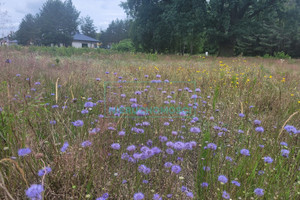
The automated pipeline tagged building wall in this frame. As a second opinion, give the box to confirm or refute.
[72,41,97,48]
[72,41,82,48]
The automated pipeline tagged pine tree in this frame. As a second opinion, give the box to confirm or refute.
[80,16,97,38]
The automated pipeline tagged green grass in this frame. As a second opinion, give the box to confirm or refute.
[0,47,299,199]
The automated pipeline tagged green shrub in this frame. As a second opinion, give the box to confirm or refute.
[263,52,291,59]
[274,51,291,59]
[111,39,135,52]
[263,53,272,58]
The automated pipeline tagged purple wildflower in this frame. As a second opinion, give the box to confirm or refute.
[254,188,264,196]
[179,111,187,116]
[240,149,250,156]
[174,141,185,150]
[147,139,153,146]
[181,186,187,192]
[258,170,265,175]
[118,131,125,136]
[280,142,288,147]
[138,165,151,174]
[127,145,136,151]
[84,102,94,108]
[201,182,208,187]
[153,193,162,200]
[255,127,264,133]
[263,156,273,163]
[81,109,89,114]
[191,94,197,99]
[38,167,52,177]
[72,120,84,127]
[203,166,210,171]
[164,122,170,126]
[206,143,217,150]
[190,127,201,134]
[142,180,148,184]
[281,149,290,158]
[25,184,44,200]
[164,162,173,168]
[134,192,144,200]
[166,148,174,155]
[171,165,181,174]
[18,148,31,156]
[284,125,297,134]
[81,140,92,147]
[231,180,241,187]
[111,143,121,150]
[225,156,233,162]
[186,192,194,198]
[254,119,261,125]
[136,109,146,116]
[218,175,228,184]
[60,142,69,152]
[159,136,168,142]
[89,128,100,135]
[222,191,230,199]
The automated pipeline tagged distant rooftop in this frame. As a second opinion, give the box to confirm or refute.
[73,33,99,42]
[0,37,18,43]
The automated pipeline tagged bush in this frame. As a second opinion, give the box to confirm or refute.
[273,51,291,59]
[111,39,135,52]
[263,52,291,59]
[263,53,272,58]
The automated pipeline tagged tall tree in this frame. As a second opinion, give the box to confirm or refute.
[100,19,131,47]
[121,0,166,52]
[80,16,97,38]
[235,0,300,57]
[207,0,286,56]
[121,0,207,54]
[16,14,40,45]
[162,0,207,54]
[38,0,80,46]
[280,0,300,57]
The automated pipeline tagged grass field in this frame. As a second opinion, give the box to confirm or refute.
[0,47,299,200]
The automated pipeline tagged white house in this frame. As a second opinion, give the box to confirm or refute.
[72,33,99,48]
[0,37,18,46]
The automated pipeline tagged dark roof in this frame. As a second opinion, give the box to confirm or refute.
[73,33,99,42]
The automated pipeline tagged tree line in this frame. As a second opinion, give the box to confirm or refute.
[14,0,300,57]
[120,0,300,57]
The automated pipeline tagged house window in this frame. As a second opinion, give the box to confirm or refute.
[82,43,88,48]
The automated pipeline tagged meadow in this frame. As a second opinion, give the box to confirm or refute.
[0,47,299,200]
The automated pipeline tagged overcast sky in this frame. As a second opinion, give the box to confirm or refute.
[0,0,127,37]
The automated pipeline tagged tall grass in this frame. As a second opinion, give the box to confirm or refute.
[0,47,299,199]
